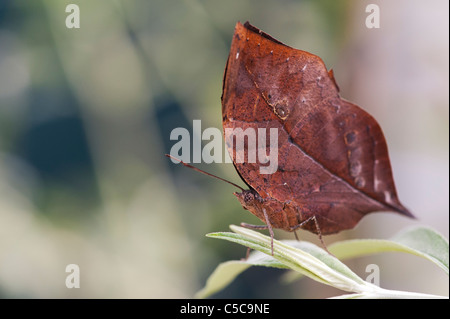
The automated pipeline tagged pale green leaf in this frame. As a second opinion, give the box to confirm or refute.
[197,225,448,298]
[328,226,448,275]
[195,250,287,299]
[201,225,371,296]
[285,226,448,283]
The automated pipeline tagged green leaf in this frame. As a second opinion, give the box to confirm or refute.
[285,226,448,283]
[329,226,448,275]
[195,250,287,299]
[392,226,449,274]
[202,225,373,295]
[195,261,251,299]
[197,225,448,299]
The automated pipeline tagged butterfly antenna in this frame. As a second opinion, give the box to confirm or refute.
[165,154,245,192]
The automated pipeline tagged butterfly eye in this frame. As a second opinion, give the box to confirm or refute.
[274,104,289,119]
[244,191,255,203]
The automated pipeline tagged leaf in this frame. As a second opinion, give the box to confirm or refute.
[284,226,448,283]
[197,225,448,299]
[195,261,251,299]
[330,226,448,273]
[195,250,287,299]
[202,225,374,296]
[283,226,449,283]
[392,226,449,274]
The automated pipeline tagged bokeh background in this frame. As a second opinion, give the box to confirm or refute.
[0,0,448,298]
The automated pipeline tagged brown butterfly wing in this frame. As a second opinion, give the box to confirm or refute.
[222,22,413,235]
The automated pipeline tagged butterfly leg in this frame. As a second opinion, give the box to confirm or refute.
[290,215,331,254]
[240,247,252,261]
[261,208,275,255]
[240,222,268,259]
[240,223,268,229]
[240,208,275,255]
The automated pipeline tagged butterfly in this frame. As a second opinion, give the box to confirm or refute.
[220,22,413,254]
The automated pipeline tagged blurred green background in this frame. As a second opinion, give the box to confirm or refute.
[0,0,448,298]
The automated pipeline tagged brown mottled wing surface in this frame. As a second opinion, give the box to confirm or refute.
[222,22,413,234]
